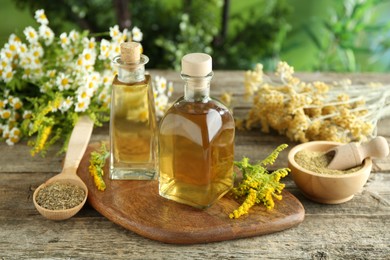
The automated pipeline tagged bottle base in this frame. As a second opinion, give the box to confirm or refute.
[110,167,156,180]
[159,179,232,209]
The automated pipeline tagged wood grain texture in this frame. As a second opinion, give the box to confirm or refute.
[78,143,304,244]
[1,72,390,259]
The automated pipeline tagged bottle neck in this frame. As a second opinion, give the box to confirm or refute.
[182,72,213,102]
[113,55,148,83]
[117,66,145,83]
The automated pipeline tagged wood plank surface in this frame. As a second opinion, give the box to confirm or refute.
[77,143,304,244]
[1,71,390,259]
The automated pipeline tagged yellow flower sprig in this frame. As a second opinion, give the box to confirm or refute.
[229,144,290,219]
[88,142,109,191]
[30,124,52,156]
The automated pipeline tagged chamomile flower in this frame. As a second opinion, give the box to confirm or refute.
[109,25,121,41]
[119,28,129,43]
[155,76,167,94]
[75,97,91,112]
[81,48,96,65]
[83,37,96,50]
[10,97,23,110]
[18,43,28,55]
[19,52,33,69]
[39,24,54,45]
[155,95,169,117]
[1,48,14,61]
[2,66,14,83]
[151,76,173,117]
[46,69,56,78]
[24,26,39,44]
[75,49,96,72]
[4,41,19,55]
[89,71,101,83]
[101,71,113,87]
[1,59,7,68]
[77,86,93,100]
[30,43,44,58]
[6,136,19,146]
[69,30,80,42]
[86,80,99,94]
[2,125,10,139]
[10,127,21,138]
[32,58,42,70]
[56,72,72,91]
[98,39,112,60]
[97,87,109,103]
[7,95,14,104]
[0,109,11,119]
[8,34,21,43]
[0,99,7,108]
[167,82,173,97]
[34,9,49,25]
[75,56,85,70]
[131,26,143,42]
[60,32,70,48]
[111,43,121,57]
[60,96,73,113]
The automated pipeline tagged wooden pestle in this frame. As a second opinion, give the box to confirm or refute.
[326,136,389,170]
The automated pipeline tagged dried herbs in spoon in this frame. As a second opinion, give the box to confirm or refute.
[35,182,85,210]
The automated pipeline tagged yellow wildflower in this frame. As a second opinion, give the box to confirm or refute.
[230,189,257,219]
[88,143,109,191]
[230,145,290,219]
[31,125,52,156]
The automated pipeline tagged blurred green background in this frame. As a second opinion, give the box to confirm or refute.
[1,0,390,72]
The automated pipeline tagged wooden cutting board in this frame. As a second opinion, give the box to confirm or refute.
[78,143,305,244]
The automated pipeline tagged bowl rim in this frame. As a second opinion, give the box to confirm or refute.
[288,141,372,178]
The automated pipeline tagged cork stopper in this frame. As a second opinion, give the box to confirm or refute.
[120,42,141,63]
[181,53,212,77]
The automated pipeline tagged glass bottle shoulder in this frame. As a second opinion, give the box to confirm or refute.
[168,97,233,117]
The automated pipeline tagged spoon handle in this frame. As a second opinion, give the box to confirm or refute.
[62,116,94,174]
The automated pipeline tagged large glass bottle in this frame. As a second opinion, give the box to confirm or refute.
[109,42,157,180]
[158,53,235,209]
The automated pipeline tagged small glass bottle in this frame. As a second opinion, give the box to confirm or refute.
[158,53,235,209]
[109,42,157,180]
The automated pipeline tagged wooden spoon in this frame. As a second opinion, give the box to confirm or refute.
[326,136,389,170]
[33,116,94,220]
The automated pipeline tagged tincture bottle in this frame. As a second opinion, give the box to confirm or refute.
[109,42,157,180]
[158,53,235,208]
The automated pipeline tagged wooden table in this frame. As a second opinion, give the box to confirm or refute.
[1,71,389,259]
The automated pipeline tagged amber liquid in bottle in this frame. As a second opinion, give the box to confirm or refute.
[109,43,157,180]
[110,75,157,179]
[159,74,235,208]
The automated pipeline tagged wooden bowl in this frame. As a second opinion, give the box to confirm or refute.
[288,141,372,204]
